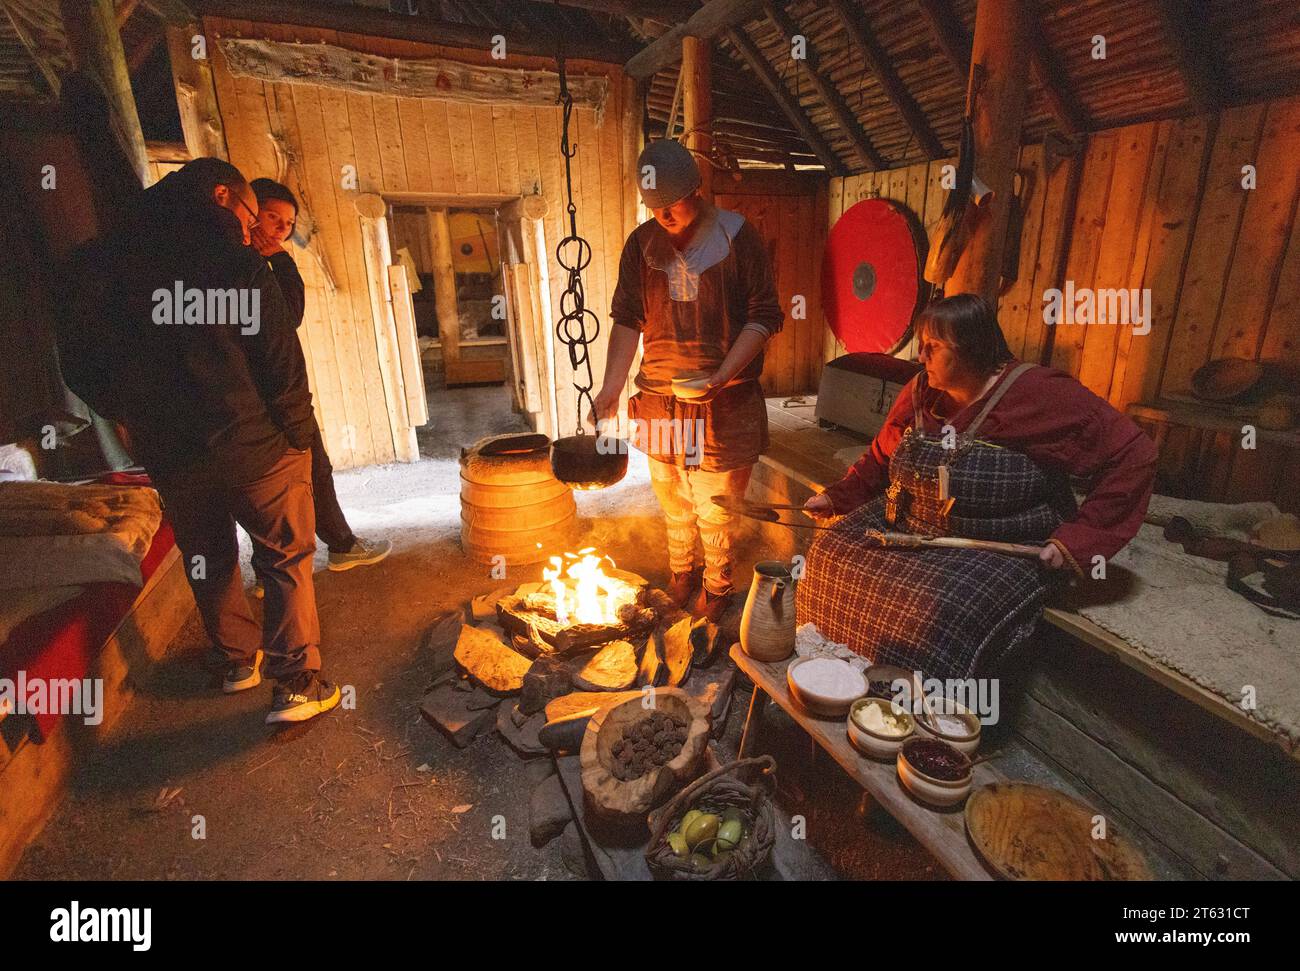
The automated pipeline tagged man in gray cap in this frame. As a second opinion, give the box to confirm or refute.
[591,139,783,622]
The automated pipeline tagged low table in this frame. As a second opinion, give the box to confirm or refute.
[731,646,1188,881]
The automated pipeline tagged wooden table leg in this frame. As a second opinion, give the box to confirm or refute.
[737,685,768,759]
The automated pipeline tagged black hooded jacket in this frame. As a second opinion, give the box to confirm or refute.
[61,164,315,487]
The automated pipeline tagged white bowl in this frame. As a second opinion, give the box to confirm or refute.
[787,656,867,718]
[847,697,914,760]
[897,738,973,808]
[670,371,713,400]
[914,699,982,756]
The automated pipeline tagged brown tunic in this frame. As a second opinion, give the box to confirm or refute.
[609,207,783,472]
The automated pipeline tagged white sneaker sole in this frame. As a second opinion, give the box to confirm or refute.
[327,544,392,572]
[265,684,342,724]
[222,650,264,694]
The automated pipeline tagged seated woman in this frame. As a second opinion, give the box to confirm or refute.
[798,294,1157,680]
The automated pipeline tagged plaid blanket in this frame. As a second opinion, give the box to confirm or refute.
[796,434,1064,679]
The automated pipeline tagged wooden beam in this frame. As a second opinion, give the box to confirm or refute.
[682,35,713,198]
[1153,0,1229,114]
[189,0,634,63]
[945,0,1031,302]
[127,24,163,72]
[427,207,462,371]
[625,0,762,80]
[760,0,883,171]
[914,0,969,80]
[724,27,844,175]
[827,0,944,160]
[59,0,150,184]
[165,22,227,158]
[1025,15,1088,136]
[531,0,697,25]
[116,0,141,28]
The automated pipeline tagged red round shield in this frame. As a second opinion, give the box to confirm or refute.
[822,198,928,354]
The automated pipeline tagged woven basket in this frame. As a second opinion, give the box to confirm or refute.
[644,756,777,881]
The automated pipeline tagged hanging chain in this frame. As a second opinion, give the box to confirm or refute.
[555,55,600,436]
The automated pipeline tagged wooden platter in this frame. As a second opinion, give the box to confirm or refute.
[964,782,1152,881]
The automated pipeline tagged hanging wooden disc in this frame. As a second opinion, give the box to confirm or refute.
[965,783,1153,880]
[822,198,929,354]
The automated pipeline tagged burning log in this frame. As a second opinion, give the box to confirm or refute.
[495,595,657,654]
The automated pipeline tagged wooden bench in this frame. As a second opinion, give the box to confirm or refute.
[730,646,1186,880]
[744,396,1300,879]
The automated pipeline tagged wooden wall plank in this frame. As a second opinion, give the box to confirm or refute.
[1118,115,1211,409]
[1259,193,1300,369]
[1050,131,1117,377]
[1017,147,1077,366]
[1076,123,1160,397]
[1159,103,1266,398]
[370,95,410,193]
[492,103,521,195]
[420,100,456,194]
[998,144,1046,360]
[470,103,499,196]
[1211,96,1300,364]
[396,96,434,194]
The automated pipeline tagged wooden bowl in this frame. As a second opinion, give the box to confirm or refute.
[847,697,914,760]
[965,782,1153,880]
[671,371,713,400]
[914,699,981,755]
[897,737,973,808]
[1191,357,1264,402]
[787,656,867,718]
[580,689,709,825]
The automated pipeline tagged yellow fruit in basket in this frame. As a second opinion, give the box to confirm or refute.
[681,809,703,833]
[667,832,689,858]
[715,818,743,852]
[684,812,720,850]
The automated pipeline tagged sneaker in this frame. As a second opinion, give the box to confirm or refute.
[267,673,341,724]
[222,650,264,694]
[327,537,392,572]
[667,567,703,609]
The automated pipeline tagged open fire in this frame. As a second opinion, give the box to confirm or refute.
[542,548,640,627]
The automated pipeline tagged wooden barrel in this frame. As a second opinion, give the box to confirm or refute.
[460,432,578,566]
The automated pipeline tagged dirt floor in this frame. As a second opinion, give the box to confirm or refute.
[14,379,942,881]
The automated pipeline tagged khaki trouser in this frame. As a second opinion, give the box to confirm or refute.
[648,458,752,596]
[157,447,321,682]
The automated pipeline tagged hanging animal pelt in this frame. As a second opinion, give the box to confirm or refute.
[923,113,975,289]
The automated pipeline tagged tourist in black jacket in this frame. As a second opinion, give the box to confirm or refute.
[62,158,341,725]
[249,178,391,576]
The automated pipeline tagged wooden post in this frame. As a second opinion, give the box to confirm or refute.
[59,0,150,185]
[165,23,228,160]
[682,36,713,199]
[356,193,418,463]
[944,0,1031,303]
[427,208,462,376]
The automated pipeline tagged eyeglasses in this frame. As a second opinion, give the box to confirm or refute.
[232,194,259,231]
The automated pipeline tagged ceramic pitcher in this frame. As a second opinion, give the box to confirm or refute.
[740,561,797,661]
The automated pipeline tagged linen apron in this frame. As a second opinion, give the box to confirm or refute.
[796,364,1072,680]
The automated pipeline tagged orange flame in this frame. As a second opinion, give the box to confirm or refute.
[542,547,638,626]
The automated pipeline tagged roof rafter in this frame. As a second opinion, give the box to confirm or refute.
[724,25,845,175]
[1152,0,1229,114]
[1024,13,1089,136]
[827,0,944,160]
[760,0,884,171]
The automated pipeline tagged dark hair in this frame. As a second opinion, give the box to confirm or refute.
[250,178,299,214]
[916,293,1014,375]
[179,156,249,195]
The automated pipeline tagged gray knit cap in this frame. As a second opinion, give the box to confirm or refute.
[636,139,701,208]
